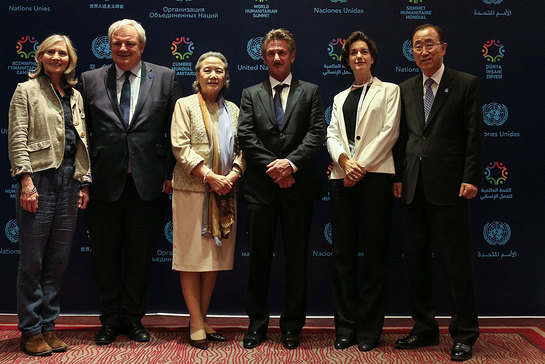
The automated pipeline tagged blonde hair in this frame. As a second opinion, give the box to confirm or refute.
[29,34,78,89]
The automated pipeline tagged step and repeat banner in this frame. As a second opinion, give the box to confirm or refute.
[2,0,544,316]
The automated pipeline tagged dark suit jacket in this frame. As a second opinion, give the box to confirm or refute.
[238,78,326,204]
[394,67,483,205]
[80,61,181,201]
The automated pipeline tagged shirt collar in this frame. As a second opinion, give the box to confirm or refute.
[115,62,142,81]
[423,63,445,86]
[269,73,292,89]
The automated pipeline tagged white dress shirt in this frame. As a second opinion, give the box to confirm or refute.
[422,63,445,98]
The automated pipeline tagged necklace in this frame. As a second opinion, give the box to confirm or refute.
[351,77,374,89]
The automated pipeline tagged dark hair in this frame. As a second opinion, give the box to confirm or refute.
[411,24,446,44]
[340,31,378,74]
[261,28,296,58]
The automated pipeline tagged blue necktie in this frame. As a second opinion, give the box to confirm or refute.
[273,84,286,129]
[424,77,435,123]
[120,71,131,126]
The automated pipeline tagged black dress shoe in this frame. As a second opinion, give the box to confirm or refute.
[394,334,439,349]
[206,332,227,342]
[282,332,300,350]
[189,337,209,350]
[96,324,118,345]
[243,331,265,349]
[451,342,473,361]
[357,342,378,352]
[125,321,150,342]
[334,337,355,350]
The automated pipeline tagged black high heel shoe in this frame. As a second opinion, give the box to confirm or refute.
[206,331,227,342]
[188,326,208,350]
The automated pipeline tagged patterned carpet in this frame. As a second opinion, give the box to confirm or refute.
[1,326,545,364]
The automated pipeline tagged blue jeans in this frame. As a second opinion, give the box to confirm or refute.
[16,159,79,337]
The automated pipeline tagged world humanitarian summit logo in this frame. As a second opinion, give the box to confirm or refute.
[164,221,173,244]
[171,37,194,60]
[324,222,332,244]
[16,36,39,59]
[483,102,508,126]
[330,0,347,3]
[91,36,111,59]
[482,40,505,62]
[247,37,263,61]
[483,161,508,185]
[402,39,414,62]
[328,38,345,61]
[5,220,19,243]
[483,221,511,246]
[482,0,503,4]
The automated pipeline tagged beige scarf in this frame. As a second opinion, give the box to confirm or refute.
[198,92,235,246]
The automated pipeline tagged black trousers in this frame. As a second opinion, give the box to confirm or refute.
[402,179,479,345]
[245,196,314,335]
[330,173,392,345]
[87,175,166,327]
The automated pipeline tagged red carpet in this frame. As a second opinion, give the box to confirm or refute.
[1,325,545,363]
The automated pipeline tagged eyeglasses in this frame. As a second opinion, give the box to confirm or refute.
[412,43,443,53]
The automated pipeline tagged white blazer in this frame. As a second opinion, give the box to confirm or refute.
[326,77,401,179]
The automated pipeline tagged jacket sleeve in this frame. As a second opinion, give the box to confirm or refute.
[8,84,33,178]
[462,76,484,186]
[170,98,205,176]
[237,88,278,170]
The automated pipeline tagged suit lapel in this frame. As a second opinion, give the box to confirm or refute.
[356,78,380,128]
[424,68,453,129]
[256,80,277,127]
[411,74,425,130]
[105,65,126,128]
[132,62,152,128]
[283,78,302,129]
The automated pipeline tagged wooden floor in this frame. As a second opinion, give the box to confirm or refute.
[2,314,545,330]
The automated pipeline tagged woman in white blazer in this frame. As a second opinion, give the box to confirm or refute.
[326,31,401,352]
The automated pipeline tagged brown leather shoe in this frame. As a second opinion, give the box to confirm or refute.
[20,333,53,356]
[43,331,69,352]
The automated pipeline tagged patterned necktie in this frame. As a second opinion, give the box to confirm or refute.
[273,84,286,129]
[424,77,435,123]
[120,71,131,126]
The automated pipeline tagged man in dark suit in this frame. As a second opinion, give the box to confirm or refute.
[393,24,483,362]
[80,19,181,345]
[238,28,325,350]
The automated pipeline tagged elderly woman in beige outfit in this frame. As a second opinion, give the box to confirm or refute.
[171,51,244,350]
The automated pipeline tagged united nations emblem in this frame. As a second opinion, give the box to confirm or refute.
[91,36,111,59]
[482,0,503,4]
[164,221,173,244]
[483,221,511,246]
[5,219,19,243]
[402,39,414,62]
[324,222,332,245]
[483,102,508,126]
[247,37,263,61]
[325,106,332,127]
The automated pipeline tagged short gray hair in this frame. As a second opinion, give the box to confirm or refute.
[108,19,146,44]
[192,51,230,95]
